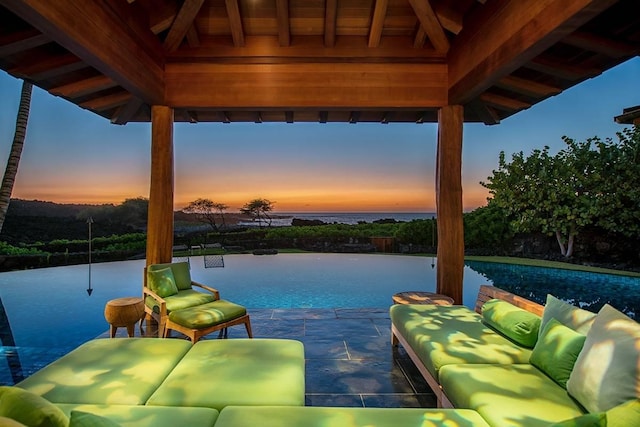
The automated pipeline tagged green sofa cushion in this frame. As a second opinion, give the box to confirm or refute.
[17,339,191,405]
[482,299,541,348]
[168,300,246,329]
[147,339,305,410]
[0,416,27,426]
[56,404,219,427]
[70,411,122,427]
[530,318,586,388]
[390,304,532,381]
[148,262,192,291]
[0,386,68,427]
[605,399,640,427]
[440,364,586,427]
[147,267,179,298]
[215,406,490,427]
[541,295,596,336]
[567,304,640,413]
[547,412,606,427]
[145,289,216,313]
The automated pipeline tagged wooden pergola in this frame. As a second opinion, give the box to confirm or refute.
[1,0,638,303]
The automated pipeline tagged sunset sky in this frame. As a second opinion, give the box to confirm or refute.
[0,57,638,213]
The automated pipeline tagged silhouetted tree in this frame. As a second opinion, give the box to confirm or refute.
[183,198,229,231]
[240,198,274,228]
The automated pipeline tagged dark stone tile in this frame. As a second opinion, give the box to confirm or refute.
[305,394,364,407]
[395,357,433,394]
[345,336,392,360]
[336,308,389,319]
[273,308,336,320]
[251,319,305,338]
[305,359,414,394]
[246,309,275,319]
[304,319,380,338]
[301,337,348,359]
[372,318,392,337]
[362,393,437,408]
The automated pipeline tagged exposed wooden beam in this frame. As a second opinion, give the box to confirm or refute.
[436,105,464,304]
[225,0,245,47]
[164,0,205,52]
[414,27,427,48]
[146,105,174,266]
[466,99,500,125]
[186,24,200,47]
[319,111,328,123]
[9,52,86,80]
[285,111,294,123]
[324,0,337,47]
[448,0,617,105]
[111,97,144,124]
[150,0,179,34]
[526,55,601,81]
[407,0,449,52]
[276,0,290,47]
[185,110,198,123]
[368,0,389,48]
[496,75,561,97]
[349,111,361,124]
[3,0,164,105]
[563,31,639,58]
[480,92,531,111]
[80,91,132,111]
[0,28,50,57]
[50,75,117,98]
[165,63,448,108]
[433,1,463,35]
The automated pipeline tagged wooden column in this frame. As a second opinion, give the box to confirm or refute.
[146,106,174,266]
[436,105,464,304]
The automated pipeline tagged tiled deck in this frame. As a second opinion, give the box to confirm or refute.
[111,307,436,408]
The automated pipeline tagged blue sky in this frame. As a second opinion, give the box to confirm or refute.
[0,57,638,212]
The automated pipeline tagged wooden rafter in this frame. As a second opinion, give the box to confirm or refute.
[496,75,561,97]
[0,28,49,56]
[324,0,338,47]
[448,0,617,105]
[225,0,245,47]
[9,52,86,80]
[81,91,132,111]
[186,25,200,47]
[480,92,531,111]
[407,0,449,52]
[526,56,601,81]
[111,97,144,125]
[276,0,290,47]
[369,0,389,48]
[433,1,463,35]
[149,0,179,34]
[414,27,427,48]
[50,75,117,98]
[164,0,205,52]
[466,99,500,125]
[563,31,639,58]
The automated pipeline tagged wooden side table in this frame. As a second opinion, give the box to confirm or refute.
[104,297,145,338]
[392,291,454,306]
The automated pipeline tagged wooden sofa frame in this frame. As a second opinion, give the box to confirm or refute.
[391,285,544,406]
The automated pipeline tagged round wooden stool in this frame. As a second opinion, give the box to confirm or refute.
[104,297,145,338]
[392,291,454,306]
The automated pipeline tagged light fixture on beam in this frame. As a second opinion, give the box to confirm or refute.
[222,111,231,124]
[255,112,263,123]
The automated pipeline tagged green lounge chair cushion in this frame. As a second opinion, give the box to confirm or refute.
[56,404,219,427]
[547,412,606,427]
[567,304,640,413]
[0,416,27,426]
[440,364,586,427]
[145,289,216,313]
[482,299,541,348]
[0,386,68,427]
[147,267,179,298]
[530,318,586,388]
[148,262,192,291]
[541,295,596,336]
[147,339,305,410]
[215,406,490,427]
[69,411,122,427]
[168,300,246,329]
[390,304,532,381]
[604,399,640,427]
[17,339,191,405]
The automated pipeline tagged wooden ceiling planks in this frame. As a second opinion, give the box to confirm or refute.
[0,0,637,124]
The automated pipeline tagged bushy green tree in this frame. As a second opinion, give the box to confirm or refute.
[463,203,512,250]
[395,219,435,247]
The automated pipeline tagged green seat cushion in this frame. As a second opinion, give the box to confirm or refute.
[482,299,541,348]
[147,267,178,298]
[605,399,640,427]
[17,339,191,405]
[547,412,606,427]
[148,262,192,291]
[567,304,640,413]
[69,411,122,427]
[215,406,490,427]
[530,318,587,388]
[440,364,586,427]
[0,416,28,426]
[168,300,246,329]
[541,295,596,336]
[147,339,305,410]
[0,386,68,427]
[145,289,216,313]
[390,304,532,381]
[56,404,219,427]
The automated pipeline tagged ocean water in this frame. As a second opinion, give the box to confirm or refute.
[239,212,435,226]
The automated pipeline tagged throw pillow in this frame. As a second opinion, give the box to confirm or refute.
[482,299,541,348]
[530,318,587,388]
[566,304,640,413]
[541,294,596,337]
[148,262,192,290]
[0,386,68,427]
[147,267,179,298]
[69,411,122,427]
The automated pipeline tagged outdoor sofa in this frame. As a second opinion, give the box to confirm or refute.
[391,285,640,426]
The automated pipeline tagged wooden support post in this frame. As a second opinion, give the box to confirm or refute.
[436,105,464,304]
[146,106,174,266]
